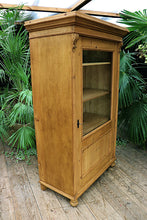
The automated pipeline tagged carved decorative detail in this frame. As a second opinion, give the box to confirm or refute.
[72,34,79,52]
[118,42,123,52]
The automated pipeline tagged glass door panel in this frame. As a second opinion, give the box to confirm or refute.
[83,50,112,136]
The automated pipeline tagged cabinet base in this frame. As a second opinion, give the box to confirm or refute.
[70,199,78,207]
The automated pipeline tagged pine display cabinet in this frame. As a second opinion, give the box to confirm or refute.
[25,12,128,206]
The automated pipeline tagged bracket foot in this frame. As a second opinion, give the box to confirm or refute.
[111,161,116,167]
[70,199,78,207]
[40,183,47,191]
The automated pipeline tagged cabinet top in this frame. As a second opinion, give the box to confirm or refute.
[25,11,128,38]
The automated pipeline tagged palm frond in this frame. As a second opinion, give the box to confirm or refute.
[119,9,147,49]
[120,51,135,71]
[0,4,31,26]
[0,87,9,106]
[0,109,6,124]
[0,28,29,64]
[119,51,145,108]
[119,95,147,144]
[119,50,147,146]
[19,89,32,106]
[0,6,35,152]
[0,109,8,142]
[8,125,35,150]
[119,71,134,107]
[123,31,140,48]
[0,25,30,89]
[126,35,147,49]
[120,10,147,28]
[1,60,30,89]
[0,125,8,142]
[0,69,6,82]
[9,102,33,126]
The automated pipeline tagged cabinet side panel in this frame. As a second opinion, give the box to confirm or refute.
[30,35,74,195]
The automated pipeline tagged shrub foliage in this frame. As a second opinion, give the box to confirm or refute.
[0,7,35,151]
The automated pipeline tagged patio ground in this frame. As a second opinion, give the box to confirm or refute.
[0,141,147,220]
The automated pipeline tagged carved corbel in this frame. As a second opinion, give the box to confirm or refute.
[118,41,123,53]
[72,34,79,52]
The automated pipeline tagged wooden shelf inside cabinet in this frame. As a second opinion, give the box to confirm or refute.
[83,112,109,135]
[83,88,109,102]
[82,62,111,66]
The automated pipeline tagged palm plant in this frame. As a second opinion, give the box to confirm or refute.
[119,51,147,146]
[0,7,35,151]
[120,9,147,62]
[118,10,147,147]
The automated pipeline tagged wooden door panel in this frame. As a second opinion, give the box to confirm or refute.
[81,131,112,177]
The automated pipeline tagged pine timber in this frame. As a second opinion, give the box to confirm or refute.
[25,12,128,206]
[83,62,111,66]
[83,89,109,102]
[0,2,121,18]
[80,10,120,18]
[1,142,147,218]
[70,0,92,11]
[0,3,69,13]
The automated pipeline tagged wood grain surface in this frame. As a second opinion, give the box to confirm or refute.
[1,142,147,219]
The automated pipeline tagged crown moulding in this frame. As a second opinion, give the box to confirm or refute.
[25,11,129,38]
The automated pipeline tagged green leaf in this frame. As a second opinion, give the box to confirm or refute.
[0,6,35,151]
[119,51,145,108]
[119,96,147,145]
[0,109,8,141]
[119,9,147,49]
[8,125,36,150]
[19,89,32,106]
[9,102,34,126]
[0,69,6,82]
[119,50,147,146]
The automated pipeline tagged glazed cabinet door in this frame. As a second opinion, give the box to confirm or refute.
[80,37,118,185]
[83,50,112,135]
